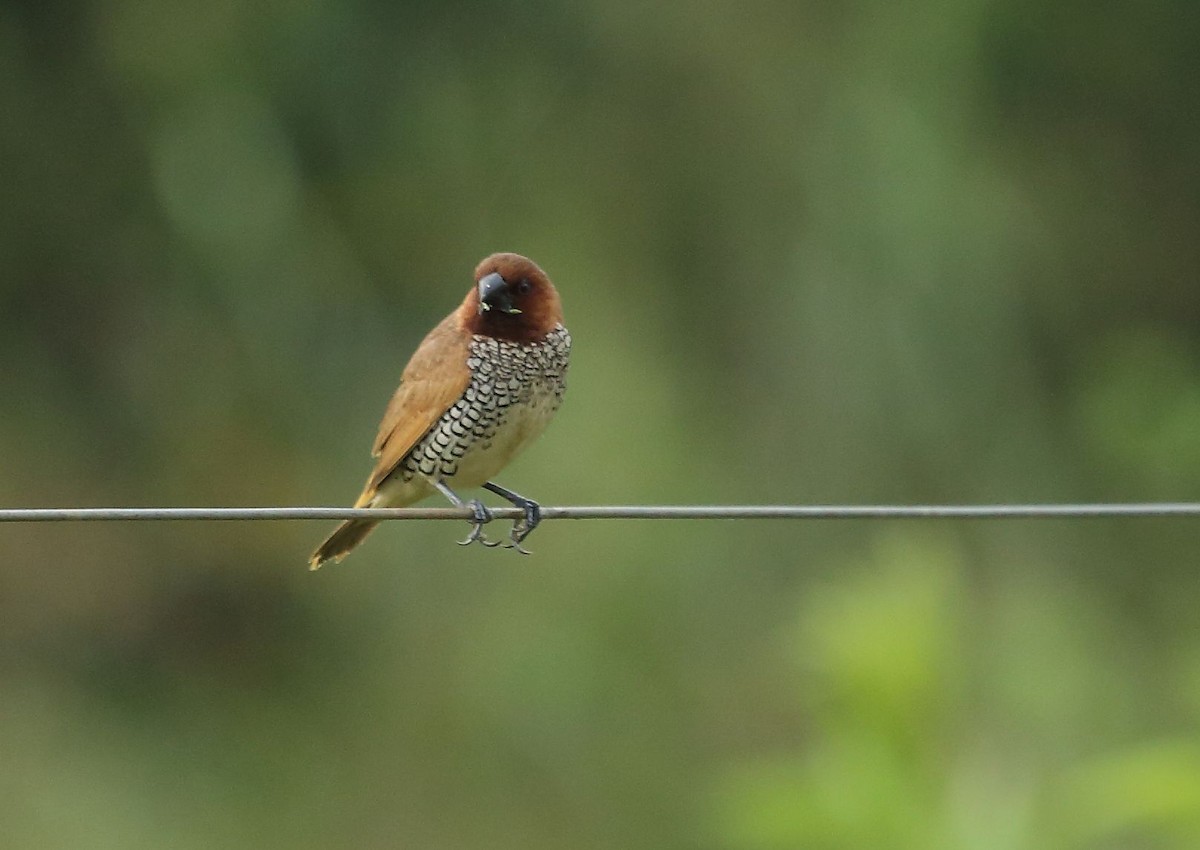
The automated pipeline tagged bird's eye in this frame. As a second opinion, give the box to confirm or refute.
[516,278,532,295]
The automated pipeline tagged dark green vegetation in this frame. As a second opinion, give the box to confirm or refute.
[2,1,1200,846]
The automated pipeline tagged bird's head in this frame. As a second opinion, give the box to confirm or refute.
[462,253,564,342]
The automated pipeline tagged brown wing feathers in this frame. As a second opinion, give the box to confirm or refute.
[356,312,472,506]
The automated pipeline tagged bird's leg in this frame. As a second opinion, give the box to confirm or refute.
[434,480,501,548]
[482,481,541,554]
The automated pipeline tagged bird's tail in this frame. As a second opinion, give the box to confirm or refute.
[309,518,380,570]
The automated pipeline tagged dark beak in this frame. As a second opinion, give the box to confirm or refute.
[477,272,520,315]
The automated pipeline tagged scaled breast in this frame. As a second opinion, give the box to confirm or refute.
[401,325,571,484]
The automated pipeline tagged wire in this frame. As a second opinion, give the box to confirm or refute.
[0,504,1199,522]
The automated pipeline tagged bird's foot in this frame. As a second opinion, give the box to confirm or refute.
[503,498,541,554]
[480,482,541,554]
[456,499,502,548]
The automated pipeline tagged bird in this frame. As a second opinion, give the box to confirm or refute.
[309,252,571,569]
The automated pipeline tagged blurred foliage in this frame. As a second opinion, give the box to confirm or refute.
[2,0,1200,847]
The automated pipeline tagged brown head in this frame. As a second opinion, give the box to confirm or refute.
[458,253,564,343]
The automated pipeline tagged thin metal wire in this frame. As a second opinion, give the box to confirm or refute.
[0,504,1199,522]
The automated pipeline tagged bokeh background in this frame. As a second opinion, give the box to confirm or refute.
[3,0,1200,847]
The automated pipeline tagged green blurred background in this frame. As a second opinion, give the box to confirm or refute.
[3,0,1200,847]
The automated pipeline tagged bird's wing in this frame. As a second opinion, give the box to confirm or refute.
[354,313,473,506]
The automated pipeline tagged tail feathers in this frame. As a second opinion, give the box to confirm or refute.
[309,519,380,570]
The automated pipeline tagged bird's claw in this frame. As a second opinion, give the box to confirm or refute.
[504,537,532,555]
[456,499,502,548]
[501,499,541,554]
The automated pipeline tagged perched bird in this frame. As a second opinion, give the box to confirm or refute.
[309,253,571,569]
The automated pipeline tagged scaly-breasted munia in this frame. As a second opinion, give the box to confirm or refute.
[309,253,570,569]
